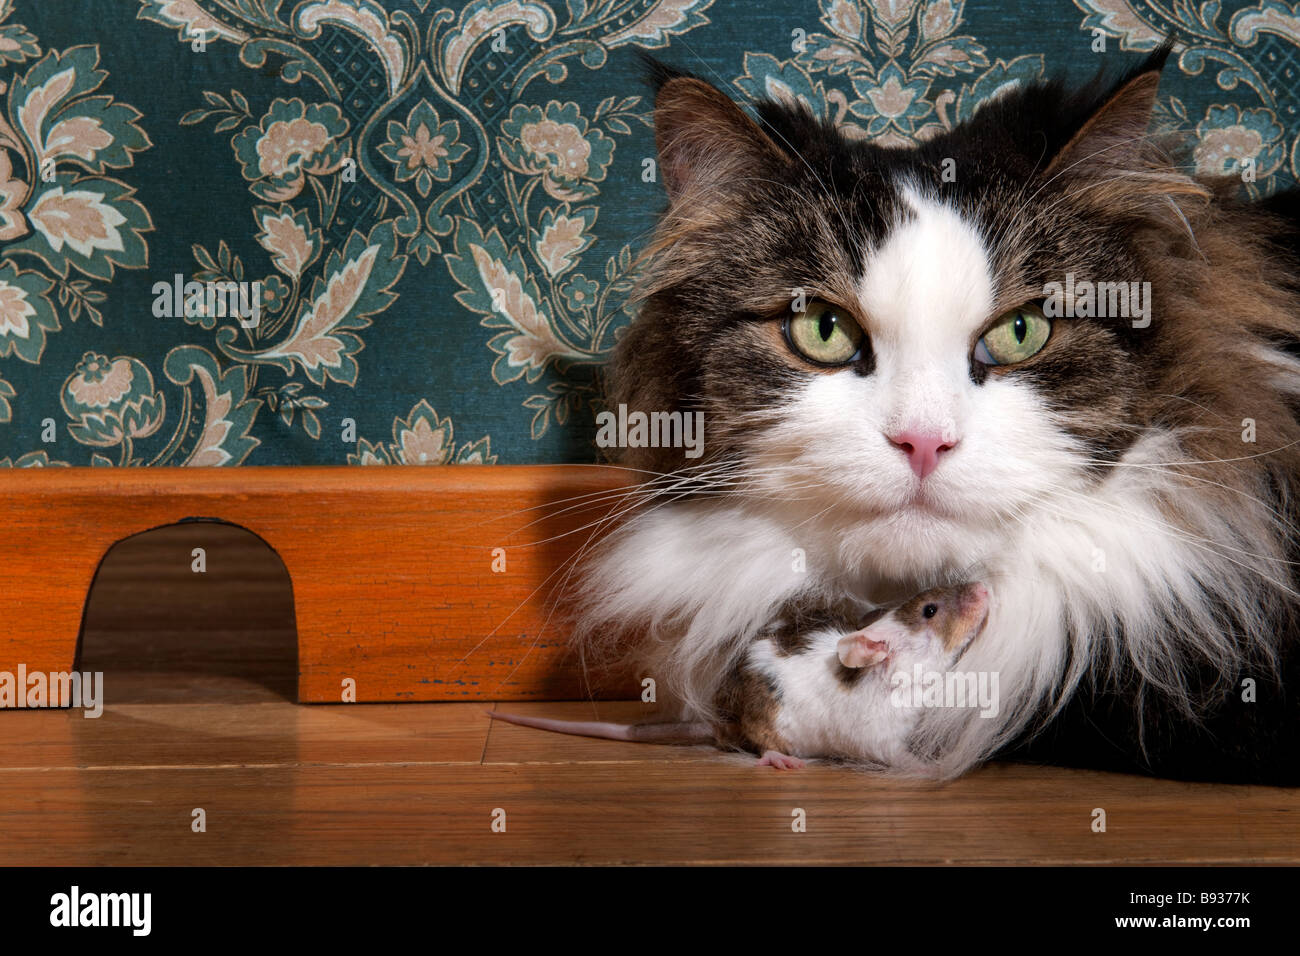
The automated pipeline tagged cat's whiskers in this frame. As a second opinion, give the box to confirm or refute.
[1011,489,1290,692]
[463,461,744,673]
[481,474,713,695]
[488,459,759,532]
[1028,169,1207,258]
[1081,456,1300,540]
[499,464,826,550]
[1089,435,1300,469]
[473,459,744,528]
[1018,483,1300,595]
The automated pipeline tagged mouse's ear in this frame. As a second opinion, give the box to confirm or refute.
[650,71,788,205]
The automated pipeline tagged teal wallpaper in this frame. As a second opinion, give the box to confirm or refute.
[0,0,1295,467]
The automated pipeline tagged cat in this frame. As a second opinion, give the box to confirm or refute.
[573,43,1300,785]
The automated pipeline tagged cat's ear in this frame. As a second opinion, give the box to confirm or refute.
[650,71,788,203]
[1045,52,1168,179]
[1042,44,1207,214]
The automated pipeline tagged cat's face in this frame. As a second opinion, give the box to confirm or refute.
[614,52,1206,578]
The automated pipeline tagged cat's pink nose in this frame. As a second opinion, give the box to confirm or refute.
[888,430,957,479]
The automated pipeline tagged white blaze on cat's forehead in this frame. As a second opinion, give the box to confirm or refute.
[856,184,995,350]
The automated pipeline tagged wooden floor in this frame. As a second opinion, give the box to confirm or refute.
[1,524,1297,865]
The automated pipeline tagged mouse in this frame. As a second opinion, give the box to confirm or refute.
[487,581,991,769]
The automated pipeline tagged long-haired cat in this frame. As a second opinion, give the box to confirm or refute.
[574,43,1300,785]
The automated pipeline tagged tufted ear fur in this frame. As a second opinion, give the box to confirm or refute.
[646,62,789,206]
[1047,68,1164,178]
[1044,44,1210,220]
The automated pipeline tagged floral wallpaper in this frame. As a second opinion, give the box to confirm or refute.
[0,0,1295,467]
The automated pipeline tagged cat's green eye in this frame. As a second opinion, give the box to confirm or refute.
[974,306,1051,366]
[784,300,865,366]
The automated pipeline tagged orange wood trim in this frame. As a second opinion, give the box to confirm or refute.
[0,465,637,703]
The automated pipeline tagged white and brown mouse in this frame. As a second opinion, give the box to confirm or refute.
[488,582,991,769]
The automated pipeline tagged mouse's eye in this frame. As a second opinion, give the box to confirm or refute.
[922,603,939,619]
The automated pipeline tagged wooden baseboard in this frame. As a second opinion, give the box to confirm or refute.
[0,465,636,703]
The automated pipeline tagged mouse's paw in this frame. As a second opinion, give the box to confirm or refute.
[837,630,889,668]
[758,750,806,770]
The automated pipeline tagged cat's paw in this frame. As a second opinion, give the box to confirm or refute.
[758,750,806,770]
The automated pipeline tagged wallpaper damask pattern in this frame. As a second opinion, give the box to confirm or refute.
[0,0,1295,467]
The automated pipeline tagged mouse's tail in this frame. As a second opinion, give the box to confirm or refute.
[485,709,713,745]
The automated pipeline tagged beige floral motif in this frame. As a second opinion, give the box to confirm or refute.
[67,354,133,408]
[1077,0,1166,48]
[44,115,113,163]
[0,150,27,241]
[471,243,577,373]
[535,213,587,276]
[256,207,316,280]
[0,276,35,338]
[826,0,864,38]
[865,73,919,119]
[1192,105,1285,181]
[27,186,126,257]
[262,243,379,371]
[1195,126,1266,174]
[921,0,958,39]
[872,0,918,28]
[602,0,714,46]
[184,363,243,467]
[521,119,592,182]
[62,352,165,449]
[147,0,249,44]
[348,399,495,466]
[256,117,334,179]
[501,101,615,202]
[395,414,448,464]
[376,99,468,198]
[399,124,449,171]
[232,99,349,201]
